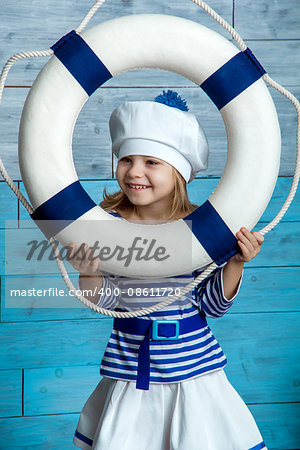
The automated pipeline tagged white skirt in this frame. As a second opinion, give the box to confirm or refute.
[73,370,267,450]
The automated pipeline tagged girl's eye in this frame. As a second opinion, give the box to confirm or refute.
[120,157,131,162]
[147,160,158,165]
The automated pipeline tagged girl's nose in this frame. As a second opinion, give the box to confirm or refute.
[127,161,144,177]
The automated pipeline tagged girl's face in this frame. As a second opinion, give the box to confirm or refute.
[116,154,175,211]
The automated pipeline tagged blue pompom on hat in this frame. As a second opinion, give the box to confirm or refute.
[109,90,209,183]
[154,90,189,111]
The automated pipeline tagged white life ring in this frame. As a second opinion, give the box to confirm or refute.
[18,14,281,278]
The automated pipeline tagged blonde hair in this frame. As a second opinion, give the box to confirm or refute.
[100,167,198,220]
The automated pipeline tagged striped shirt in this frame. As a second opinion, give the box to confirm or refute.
[96,212,242,384]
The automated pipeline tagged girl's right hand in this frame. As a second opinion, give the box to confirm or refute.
[68,242,100,276]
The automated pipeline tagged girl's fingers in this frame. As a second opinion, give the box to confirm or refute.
[236,229,255,252]
[235,241,247,261]
[237,228,263,249]
[78,244,99,273]
[68,243,79,268]
[90,257,99,273]
[67,242,99,274]
[236,228,264,262]
[68,242,77,257]
[252,231,264,246]
[240,228,258,246]
[237,240,251,261]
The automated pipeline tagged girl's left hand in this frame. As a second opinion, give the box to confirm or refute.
[233,227,264,263]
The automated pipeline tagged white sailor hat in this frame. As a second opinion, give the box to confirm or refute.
[109,90,209,183]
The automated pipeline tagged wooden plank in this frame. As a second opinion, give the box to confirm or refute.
[258,177,300,223]
[24,366,100,416]
[0,369,22,418]
[209,312,300,404]
[249,403,300,450]
[24,366,101,415]
[0,403,299,449]
[0,182,18,229]
[235,0,300,40]
[0,413,80,449]
[0,318,113,369]
[230,267,300,313]
[247,220,300,268]
[2,220,299,277]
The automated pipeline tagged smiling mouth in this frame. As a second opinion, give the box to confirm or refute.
[127,183,151,190]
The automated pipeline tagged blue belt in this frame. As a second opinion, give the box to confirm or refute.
[113,313,208,390]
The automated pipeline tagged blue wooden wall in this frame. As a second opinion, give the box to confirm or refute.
[0,1,299,448]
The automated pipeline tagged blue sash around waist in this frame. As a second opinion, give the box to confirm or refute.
[113,313,208,390]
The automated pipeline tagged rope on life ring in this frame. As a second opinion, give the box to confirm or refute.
[0,0,299,318]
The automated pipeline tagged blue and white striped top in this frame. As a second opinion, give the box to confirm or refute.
[97,212,242,385]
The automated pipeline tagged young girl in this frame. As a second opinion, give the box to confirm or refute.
[70,91,266,450]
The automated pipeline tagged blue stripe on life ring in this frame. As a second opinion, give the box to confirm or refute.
[51,30,113,96]
[74,429,93,447]
[30,181,96,239]
[200,48,266,110]
[184,201,237,265]
[248,442,267,450]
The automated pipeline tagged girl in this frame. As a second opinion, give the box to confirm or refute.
[70,91,266,450]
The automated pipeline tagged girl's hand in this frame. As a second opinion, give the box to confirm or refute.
[233,227,264,263]
[68,242,99,276]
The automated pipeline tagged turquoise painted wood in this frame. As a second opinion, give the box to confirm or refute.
[0,318,113,369]
[24,366,101,415]
[230,267,300,313]
[0,0,299,448]
[0,413,80,449]
[249,403,300,450]
[0,181,18,229]
[210,312,300,404]
[0,404,299,449]
[0,369,22,418]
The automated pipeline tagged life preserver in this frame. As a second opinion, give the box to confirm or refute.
[18,14,281,278]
